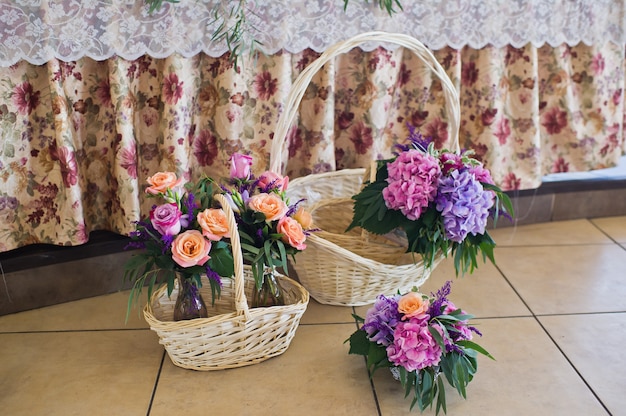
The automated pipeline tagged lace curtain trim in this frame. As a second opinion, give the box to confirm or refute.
[1,0,624,67]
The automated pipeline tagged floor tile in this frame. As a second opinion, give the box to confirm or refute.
[487,219,613,246]
[420,257,531,318]
[591,215,626,243]
[0,330,162,415]
[150,323,378,416]
[494,244,626,315]
[300,299,355,325]
[0,290,149,333]
[353,256,532,322]
[539,313,626,415]
[372,318,608,415]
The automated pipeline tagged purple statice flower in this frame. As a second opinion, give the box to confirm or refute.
[285,198,305,217]
[382,150,441,221]
[160,234,175,253]
[428,280,452,318]
[407,123,432,152]
[206,267,222,287]
[362,294,402,346]
[386,318,443,372]
[435,169,495,243]
[182,193,196,226]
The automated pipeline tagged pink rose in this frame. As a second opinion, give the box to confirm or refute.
[171,230,211,268]
[257,171,289,192]
[197,208,230,241]
[230,153,253,180]
[150,203,183,236]
[145,171,183,196]
[247,193,288,221]
[277,216,307,250]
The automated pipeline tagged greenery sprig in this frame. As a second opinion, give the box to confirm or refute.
[143,0,405,69]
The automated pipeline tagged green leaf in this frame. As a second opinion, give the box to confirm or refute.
[457,340,495,360]
[347,330,370,356]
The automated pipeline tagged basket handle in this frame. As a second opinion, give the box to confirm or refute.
[214,193,251,321]
[269,31,461,175]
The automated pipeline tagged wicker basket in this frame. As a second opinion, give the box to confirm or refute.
[268,32,460,306]
[143,194,310,371]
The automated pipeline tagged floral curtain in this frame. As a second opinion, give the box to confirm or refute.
[0,41,624,252]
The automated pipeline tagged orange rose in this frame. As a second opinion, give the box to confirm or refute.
[146,171,183,196]
[247,193,288,221]
[292,206,313,229]
[197,208,230,241]
[397,292,430,319]
[277,216,307,250]
[171,230,211,268]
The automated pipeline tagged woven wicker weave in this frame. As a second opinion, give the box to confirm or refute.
[269,32,460,306]
[143,194,310,371]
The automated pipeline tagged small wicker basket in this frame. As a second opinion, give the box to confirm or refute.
[269,32,460,306]
[143,194,310,371]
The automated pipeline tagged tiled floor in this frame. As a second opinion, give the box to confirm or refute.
[1,216,625,415]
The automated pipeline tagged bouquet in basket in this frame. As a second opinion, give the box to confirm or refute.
[347,281,493,414]
[124,172,235,320]
[347,126,513,274]
[220,153,314,307]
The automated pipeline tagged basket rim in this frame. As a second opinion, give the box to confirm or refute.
[143,267,309,329]
[269,31,461,175]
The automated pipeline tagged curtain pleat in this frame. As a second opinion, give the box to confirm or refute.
[0,43,623,252]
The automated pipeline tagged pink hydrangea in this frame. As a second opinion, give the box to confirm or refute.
[386,318,442,372]
[469,164,494,185]
[382,150,441,221]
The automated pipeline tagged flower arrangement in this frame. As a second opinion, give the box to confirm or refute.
[220,153,314,306]
[124,172,235,320]
[347,126,513,274]
[347,281,493,414]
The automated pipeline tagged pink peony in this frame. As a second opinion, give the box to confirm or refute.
[386,319,442,372]
[150,203,183,236]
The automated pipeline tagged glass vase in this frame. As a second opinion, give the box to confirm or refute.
[251,267,285,307]
[173,274,208,321]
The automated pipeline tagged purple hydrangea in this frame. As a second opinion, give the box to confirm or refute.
[362,294,402,346]
[435,169,495,243]
[382,150,441,221]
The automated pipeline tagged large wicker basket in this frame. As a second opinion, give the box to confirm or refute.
[269,32,460,306]
[143,194,310,371]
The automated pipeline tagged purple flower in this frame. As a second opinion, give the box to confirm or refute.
[205,267,222,287]
[382,150,441,221]
[435,170,494,243]
[150,203,183,236]
[386,319,442,372]
[362,294,402,346]
[428,280,452,318]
